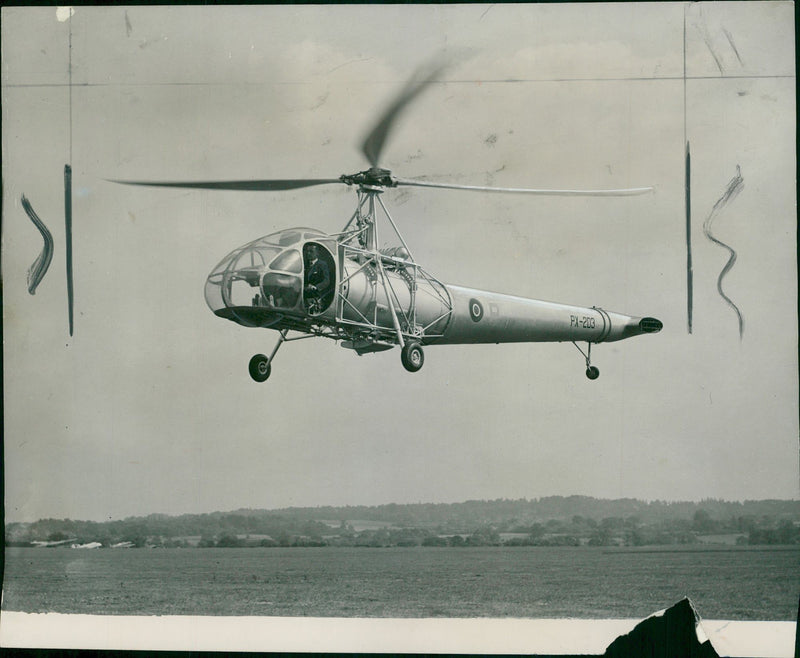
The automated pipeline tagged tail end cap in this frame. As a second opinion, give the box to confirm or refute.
[639,317,663,333]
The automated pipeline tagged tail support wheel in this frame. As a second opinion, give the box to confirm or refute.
[573,341,600,381]
[401,342,424,373]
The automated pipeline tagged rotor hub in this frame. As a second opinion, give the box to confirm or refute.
[340,168,397,188]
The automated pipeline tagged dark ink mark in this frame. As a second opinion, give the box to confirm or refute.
[484,133,497,146]
[124,11,132,37]
[479,4,495,20]
[65,164,74,336]
[703,165,745,339]
[686,141,693,334]
[722,27,744,66]
[737,90,748,96]
[21,196,54,295]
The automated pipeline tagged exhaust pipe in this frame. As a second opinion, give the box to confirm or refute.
[639,317,663,333]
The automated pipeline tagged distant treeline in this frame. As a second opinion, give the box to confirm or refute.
[6,496,799,549]
[266,497,800,527]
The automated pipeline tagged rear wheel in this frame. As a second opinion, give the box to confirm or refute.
[249,354,272,382]
[585,366,599,380]
[401,342,424,373]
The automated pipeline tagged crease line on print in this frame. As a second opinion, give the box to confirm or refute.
[21,195,55,295]
[703,165,745,340]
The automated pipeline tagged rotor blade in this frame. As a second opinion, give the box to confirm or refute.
[394,178,654,196]
[361,63,446,168]
[109,178,344,192]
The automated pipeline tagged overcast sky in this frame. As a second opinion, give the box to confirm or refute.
[2,3,797,524]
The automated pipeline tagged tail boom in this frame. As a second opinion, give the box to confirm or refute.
[432,285,661,346]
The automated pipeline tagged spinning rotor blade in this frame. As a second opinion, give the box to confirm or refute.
[110,178,343,192]
[394,178,654,196]
[361,63,446,168]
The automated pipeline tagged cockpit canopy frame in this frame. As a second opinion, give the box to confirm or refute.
[204,227,335,327]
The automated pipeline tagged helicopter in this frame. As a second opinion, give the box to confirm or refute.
[115,65,662,382]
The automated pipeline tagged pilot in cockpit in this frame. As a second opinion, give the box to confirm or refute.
[304,244,332,314]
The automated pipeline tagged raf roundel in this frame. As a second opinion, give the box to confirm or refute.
[469,298,484,322]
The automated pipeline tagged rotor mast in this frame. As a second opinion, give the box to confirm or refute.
[358,184,383,252]
[342,176,417,349]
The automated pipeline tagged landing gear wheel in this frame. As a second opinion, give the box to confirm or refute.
[585,366,600,380]
[401,342,424,373]
[249,354,272,382]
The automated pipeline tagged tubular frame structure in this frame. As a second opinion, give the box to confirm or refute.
[334,186,453,349]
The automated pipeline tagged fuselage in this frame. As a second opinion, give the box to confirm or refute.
[204,227,662,348]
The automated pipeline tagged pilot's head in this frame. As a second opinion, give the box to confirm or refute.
[308,244,319,260]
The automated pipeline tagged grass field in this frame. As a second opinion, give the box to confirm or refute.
[3,545,798,619]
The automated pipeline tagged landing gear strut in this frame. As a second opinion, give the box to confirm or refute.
[573,341,600,380]
[249,329,288,382]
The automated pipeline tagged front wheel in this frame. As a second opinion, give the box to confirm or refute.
[585,366,600,380]
[249,354,272,382]
[401,342,425,373]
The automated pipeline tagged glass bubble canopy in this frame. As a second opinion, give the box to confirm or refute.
[204,227,326,327]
